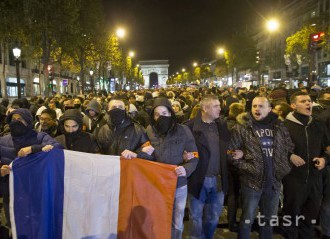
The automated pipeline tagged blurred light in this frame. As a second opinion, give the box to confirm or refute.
[13,47,21,59]
[129,51,135,57]
[182,68,186,72]
[89,70,94,76]
[266,19,280,32]
[217,48,225,55]
[116,28,126,38]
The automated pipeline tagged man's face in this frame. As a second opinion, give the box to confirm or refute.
[154,106,171,121]
[291,95,312,116]
[11,114,27,126]
[88,110,96,117]
[39,113,55,130]
[74,98,81,105]
[64,119,79,133]
[48,101,56,110]
[203,99,221,121]
[251,97,271,121]
[172,103,180,113]
[63,100,74,108]
[323,93,330,100]
[108,100,125,111]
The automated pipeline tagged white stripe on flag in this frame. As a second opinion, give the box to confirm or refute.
[62,150,121,239]
[9,166,17,239]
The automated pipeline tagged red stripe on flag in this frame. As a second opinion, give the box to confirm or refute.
[117,158,177,239]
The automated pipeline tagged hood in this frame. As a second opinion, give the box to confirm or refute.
[285,112,312,126]
[7,108,34,129]
[60,109,83,128]
[86,100,101,114]
[150,97,177,126]
[36,106,47,117]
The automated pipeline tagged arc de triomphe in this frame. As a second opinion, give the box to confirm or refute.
[139,60,169,88]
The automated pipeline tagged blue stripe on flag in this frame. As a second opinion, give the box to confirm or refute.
[12,149,65,239]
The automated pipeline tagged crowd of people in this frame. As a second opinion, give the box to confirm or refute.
[0,82,329,239]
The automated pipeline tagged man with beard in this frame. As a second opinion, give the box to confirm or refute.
[55,109,100,153]
[97,98,151,159]
[144,97,199,239]
[229,96,294,239]
[283,92,330,239]
[35,108,61,138]
[0,108,62,238]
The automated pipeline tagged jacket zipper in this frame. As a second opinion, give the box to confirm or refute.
[305,126,310,183]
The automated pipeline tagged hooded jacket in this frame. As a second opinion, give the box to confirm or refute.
[0,108,63,196]
[146,97,199,188]
[83,100,107,136]
[229,112,294,191]
[55,109,100,153]
[284,112,330,183]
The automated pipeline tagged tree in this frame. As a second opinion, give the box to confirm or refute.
[285,14,330,66]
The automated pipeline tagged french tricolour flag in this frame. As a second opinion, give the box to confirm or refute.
[10,149,177,239]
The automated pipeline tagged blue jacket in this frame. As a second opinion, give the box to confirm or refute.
[1,108,63,196]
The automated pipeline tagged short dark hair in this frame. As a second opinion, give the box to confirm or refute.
[41,108,57,120]
[290,91,309,104]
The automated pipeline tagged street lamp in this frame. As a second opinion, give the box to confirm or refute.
[266,18,280,32]
[129,51,135,58]
[193,62,198,67]
[116,28,126,39]
[217,48,225,55]
[89,69,94,93]
[13,47,21,98]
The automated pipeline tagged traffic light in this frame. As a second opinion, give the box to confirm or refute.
[309,32,325,50]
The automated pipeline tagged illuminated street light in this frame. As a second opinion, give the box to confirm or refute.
[217,48,225,55]
[116,28,126,38]
[13,47,22,98]
[182,68,186,72]
[129,51,135,57]
[193,62,198,67]
[89,69,94,93]
[266,19,280,32]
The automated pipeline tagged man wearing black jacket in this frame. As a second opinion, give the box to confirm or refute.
[283,91,330,239]
[185,94,231,239]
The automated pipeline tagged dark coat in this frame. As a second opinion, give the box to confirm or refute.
[55,132,100,154]
[97,117,151,159]
[284,112,330,183]
[146,123,199,188]
[185,112,231,198]
[229,112,294,191]
[0,131,63,196]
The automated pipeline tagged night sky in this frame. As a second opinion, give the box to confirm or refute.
[102,0,290,74]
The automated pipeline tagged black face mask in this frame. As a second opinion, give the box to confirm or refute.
[154,116,174,135]
[64,106,75,111]
[64,130,81,139]
[109,108,126,126]
[74,104,81,109]
[9,120,29,137]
